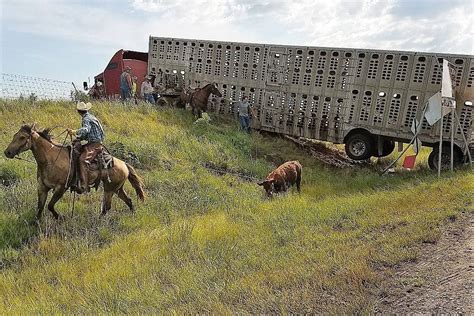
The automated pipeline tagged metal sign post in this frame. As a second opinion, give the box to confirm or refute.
[451,108,454,171]
[438,105,443,177]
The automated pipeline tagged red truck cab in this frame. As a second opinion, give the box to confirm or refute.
[93,49,148,99]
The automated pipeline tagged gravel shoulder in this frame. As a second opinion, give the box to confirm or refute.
[375,211,473,314]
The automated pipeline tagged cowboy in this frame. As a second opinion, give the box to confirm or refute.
[67,102,105,193]
[120,66,132,101]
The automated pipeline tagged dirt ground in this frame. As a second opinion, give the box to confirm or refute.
[374,212,473,314]
[284,136,369,168]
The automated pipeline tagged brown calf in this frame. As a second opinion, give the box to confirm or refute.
[257,160,302,197]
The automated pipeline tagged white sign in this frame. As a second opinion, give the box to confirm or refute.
[441,59,454,98]
[425,92,442,126]
[411,119,421,135]
[424,92,454,126]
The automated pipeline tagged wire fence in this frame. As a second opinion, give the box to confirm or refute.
[1,73,76,100]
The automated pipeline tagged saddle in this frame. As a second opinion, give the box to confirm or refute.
[88,149,114,171]
[183,87,200,105]
[68,141,114,191]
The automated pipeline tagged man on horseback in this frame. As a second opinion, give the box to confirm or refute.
[67,101,105,193]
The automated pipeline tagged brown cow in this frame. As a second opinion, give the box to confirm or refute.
[257,161,302,197]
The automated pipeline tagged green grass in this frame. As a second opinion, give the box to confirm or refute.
[0,99,472,313]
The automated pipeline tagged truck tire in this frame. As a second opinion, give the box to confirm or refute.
[345,133,374,160]
[373,140,395,157]
[428,146,461,171]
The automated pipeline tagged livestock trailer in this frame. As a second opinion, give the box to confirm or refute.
[147,36,474,169]
[94,49,148,98]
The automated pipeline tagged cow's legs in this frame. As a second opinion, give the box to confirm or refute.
[296,174,301,193]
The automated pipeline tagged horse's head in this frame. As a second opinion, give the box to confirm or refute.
[210,82,222,97]
[4,124,36,159]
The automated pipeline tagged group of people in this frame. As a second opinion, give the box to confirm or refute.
[121,65,254,133]
[119,66,155,103]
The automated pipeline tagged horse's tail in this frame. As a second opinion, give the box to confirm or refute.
[126,163,145,201]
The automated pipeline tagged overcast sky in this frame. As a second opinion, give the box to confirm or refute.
[1,0,473,85]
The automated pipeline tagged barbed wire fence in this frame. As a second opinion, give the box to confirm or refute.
[1,73,77,100]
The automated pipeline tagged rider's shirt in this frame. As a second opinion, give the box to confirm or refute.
[76,112,105,144]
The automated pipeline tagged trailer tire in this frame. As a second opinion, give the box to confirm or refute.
[345,133,374,160]
[428,146,461,171]
[373,140,395,157]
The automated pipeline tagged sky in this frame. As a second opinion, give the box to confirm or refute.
[1,0,473,86]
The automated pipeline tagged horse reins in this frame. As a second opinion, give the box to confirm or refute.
[14,155,35,163]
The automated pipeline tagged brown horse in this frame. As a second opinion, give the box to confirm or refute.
[4,124,145,220]
[180,83,222,117]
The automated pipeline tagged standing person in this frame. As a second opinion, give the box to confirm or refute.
[120,66,132,101]
[237,96,252,133]
[141,76,155,103]
[67,102,105,193]
[131,76,138,104]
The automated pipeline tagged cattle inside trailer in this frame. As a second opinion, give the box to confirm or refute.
[147,36,474,169]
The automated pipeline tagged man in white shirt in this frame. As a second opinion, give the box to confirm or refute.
[140,77,155,103]
[237,96,252,133]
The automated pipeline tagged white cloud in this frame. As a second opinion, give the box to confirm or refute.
[3,0,473,54]
[3,0,145,51]
[279,0,473,54]
[131,0,284,23]
[129,0,473,54]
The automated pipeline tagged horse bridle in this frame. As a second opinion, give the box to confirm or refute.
[14,130,33,156]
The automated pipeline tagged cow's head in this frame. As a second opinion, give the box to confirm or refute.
[257,178,276,197]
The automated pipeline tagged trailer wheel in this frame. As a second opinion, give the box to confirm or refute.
[345,133,374,160]
[428,146,461,171]
[373,140,395,157]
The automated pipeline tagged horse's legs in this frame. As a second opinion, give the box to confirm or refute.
[101,190,114,217]
[117,186,134,212]
[47,187,66,220]
[37,182,50,220]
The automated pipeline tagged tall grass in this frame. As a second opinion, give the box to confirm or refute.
[0,99,472,313]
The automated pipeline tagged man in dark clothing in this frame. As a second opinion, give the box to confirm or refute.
[67,102,105,193]
[120,66,132,101]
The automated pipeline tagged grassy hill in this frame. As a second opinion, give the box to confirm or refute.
[0,100,472,313]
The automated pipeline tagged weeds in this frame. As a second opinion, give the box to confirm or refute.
[0,99,472,313]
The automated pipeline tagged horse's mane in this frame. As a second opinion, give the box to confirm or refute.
[21,124,65,146]
[38,129,53,142]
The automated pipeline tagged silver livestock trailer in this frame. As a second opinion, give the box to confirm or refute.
[147,36,473,170]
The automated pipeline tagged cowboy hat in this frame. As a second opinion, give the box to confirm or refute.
[125,66,132,70]
[76,101,92,111]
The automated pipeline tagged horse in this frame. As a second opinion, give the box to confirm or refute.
[4,124,145,220]
[179,83,222,117]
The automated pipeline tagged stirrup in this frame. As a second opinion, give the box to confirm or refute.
[70,185,83,194]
